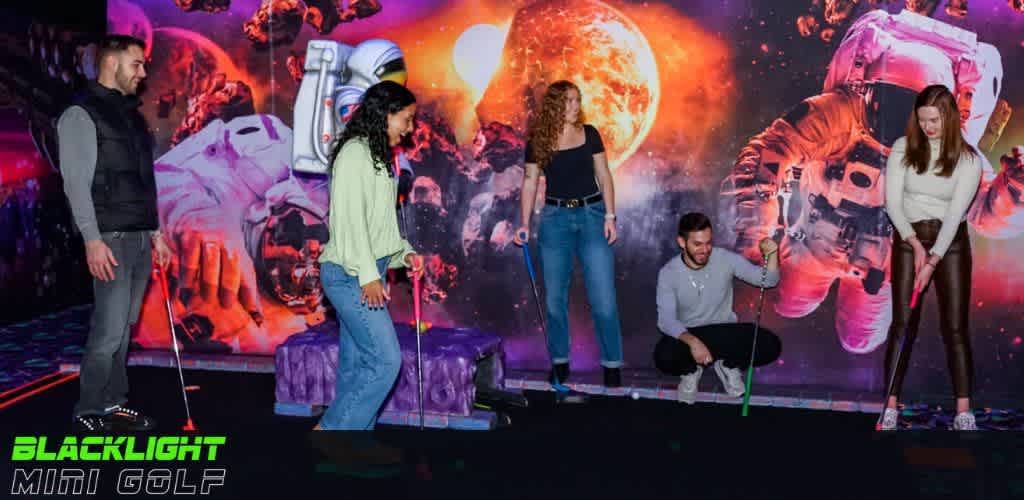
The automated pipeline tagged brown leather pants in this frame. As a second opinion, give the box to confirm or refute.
[885,220,973,399]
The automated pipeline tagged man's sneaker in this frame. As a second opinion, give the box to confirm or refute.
[105,405,157,431]
[712,360,746,398]
[73,415,111,433]
[952,411,978,431]
[879,408,899,431]
[677,366,702,405]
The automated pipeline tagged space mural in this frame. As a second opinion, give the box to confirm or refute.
[110,0,1024,398]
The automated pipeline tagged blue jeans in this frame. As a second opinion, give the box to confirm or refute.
[537,200,624,368]
[318,258,402,430]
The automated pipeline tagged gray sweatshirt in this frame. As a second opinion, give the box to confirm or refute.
[57,105,102,242]
[656,247,780,338]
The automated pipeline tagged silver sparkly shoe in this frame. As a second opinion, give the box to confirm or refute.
[952,411,977,431]
[878,408,899,431]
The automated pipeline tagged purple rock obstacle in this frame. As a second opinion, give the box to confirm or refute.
[274,321,505,417]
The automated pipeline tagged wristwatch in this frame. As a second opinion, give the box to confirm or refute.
[604,213,616,221]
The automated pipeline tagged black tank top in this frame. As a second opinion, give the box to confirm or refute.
[525,124,604,199]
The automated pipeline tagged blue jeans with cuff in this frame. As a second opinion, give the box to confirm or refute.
[537,200,624,368]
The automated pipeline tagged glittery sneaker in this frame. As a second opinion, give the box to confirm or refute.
[878,408,899,431]
[952,411,977,431]
[712,360,746,398]
[677,366,702,405]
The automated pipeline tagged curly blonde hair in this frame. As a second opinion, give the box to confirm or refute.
[528,80,585,169]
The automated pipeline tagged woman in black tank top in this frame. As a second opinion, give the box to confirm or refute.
[514,80,624,387]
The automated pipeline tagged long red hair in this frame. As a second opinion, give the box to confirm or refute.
[527,80,585,169]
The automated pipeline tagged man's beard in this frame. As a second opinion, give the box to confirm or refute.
[684,247,709,268]
[115,70,136,95]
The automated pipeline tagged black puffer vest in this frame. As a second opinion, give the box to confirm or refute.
[74,81,158,232]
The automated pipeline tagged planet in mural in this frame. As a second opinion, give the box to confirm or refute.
[474,0,660,170]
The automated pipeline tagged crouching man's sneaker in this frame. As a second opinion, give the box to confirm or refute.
[712,360,746,398]
[105,405,157,431]
[677,366,702,405]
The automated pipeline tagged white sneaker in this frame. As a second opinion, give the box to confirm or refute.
[952,412,977,431]
[712,360,745,398]
[677,366,702,405]
[879,408,899,431]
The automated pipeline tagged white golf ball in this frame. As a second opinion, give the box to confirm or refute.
[631,392,640,400]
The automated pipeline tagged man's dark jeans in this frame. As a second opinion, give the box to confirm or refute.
[74,230,152,417]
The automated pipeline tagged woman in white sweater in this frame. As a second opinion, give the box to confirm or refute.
[882,84,982,431]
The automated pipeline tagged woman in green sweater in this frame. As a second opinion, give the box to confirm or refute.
[315,81,422,432]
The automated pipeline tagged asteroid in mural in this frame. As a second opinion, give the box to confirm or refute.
[243,0,305,49]
[172,74,255,145]
[175,0,230,13]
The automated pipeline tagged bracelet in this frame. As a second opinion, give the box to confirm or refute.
[604,213,616,220]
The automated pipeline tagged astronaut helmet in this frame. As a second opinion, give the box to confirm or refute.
[825,9,1002,147]
[251,202,327,314]
[952,43,1003,146]
[862,40,956,94]
[345,39,406,89]
[334,85,365,124]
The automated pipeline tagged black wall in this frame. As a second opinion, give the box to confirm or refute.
[0,1,106,324]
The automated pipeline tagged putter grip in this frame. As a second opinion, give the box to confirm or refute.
[522,243,537,281]
[412,272,422,322]
[154,267,170,299]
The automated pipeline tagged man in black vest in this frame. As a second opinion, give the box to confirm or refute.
[58,34,171,432]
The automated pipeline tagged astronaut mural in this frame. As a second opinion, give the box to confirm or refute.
[108,0,1024,396]
[719,9,1024,354]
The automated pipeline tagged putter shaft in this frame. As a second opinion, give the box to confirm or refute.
[156,269,194,426]
[741,255,769,416]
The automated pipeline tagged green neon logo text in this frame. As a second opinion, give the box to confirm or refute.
[10,436,226,462]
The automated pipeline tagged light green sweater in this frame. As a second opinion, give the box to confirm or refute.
[319,138,414,286]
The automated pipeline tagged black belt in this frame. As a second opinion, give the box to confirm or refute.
[545,193,602,208]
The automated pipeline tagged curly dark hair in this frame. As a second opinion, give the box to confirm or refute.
[328,80,416,176]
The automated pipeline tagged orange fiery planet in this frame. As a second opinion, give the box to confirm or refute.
[384,0,732,181]
[475,0,659,170]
